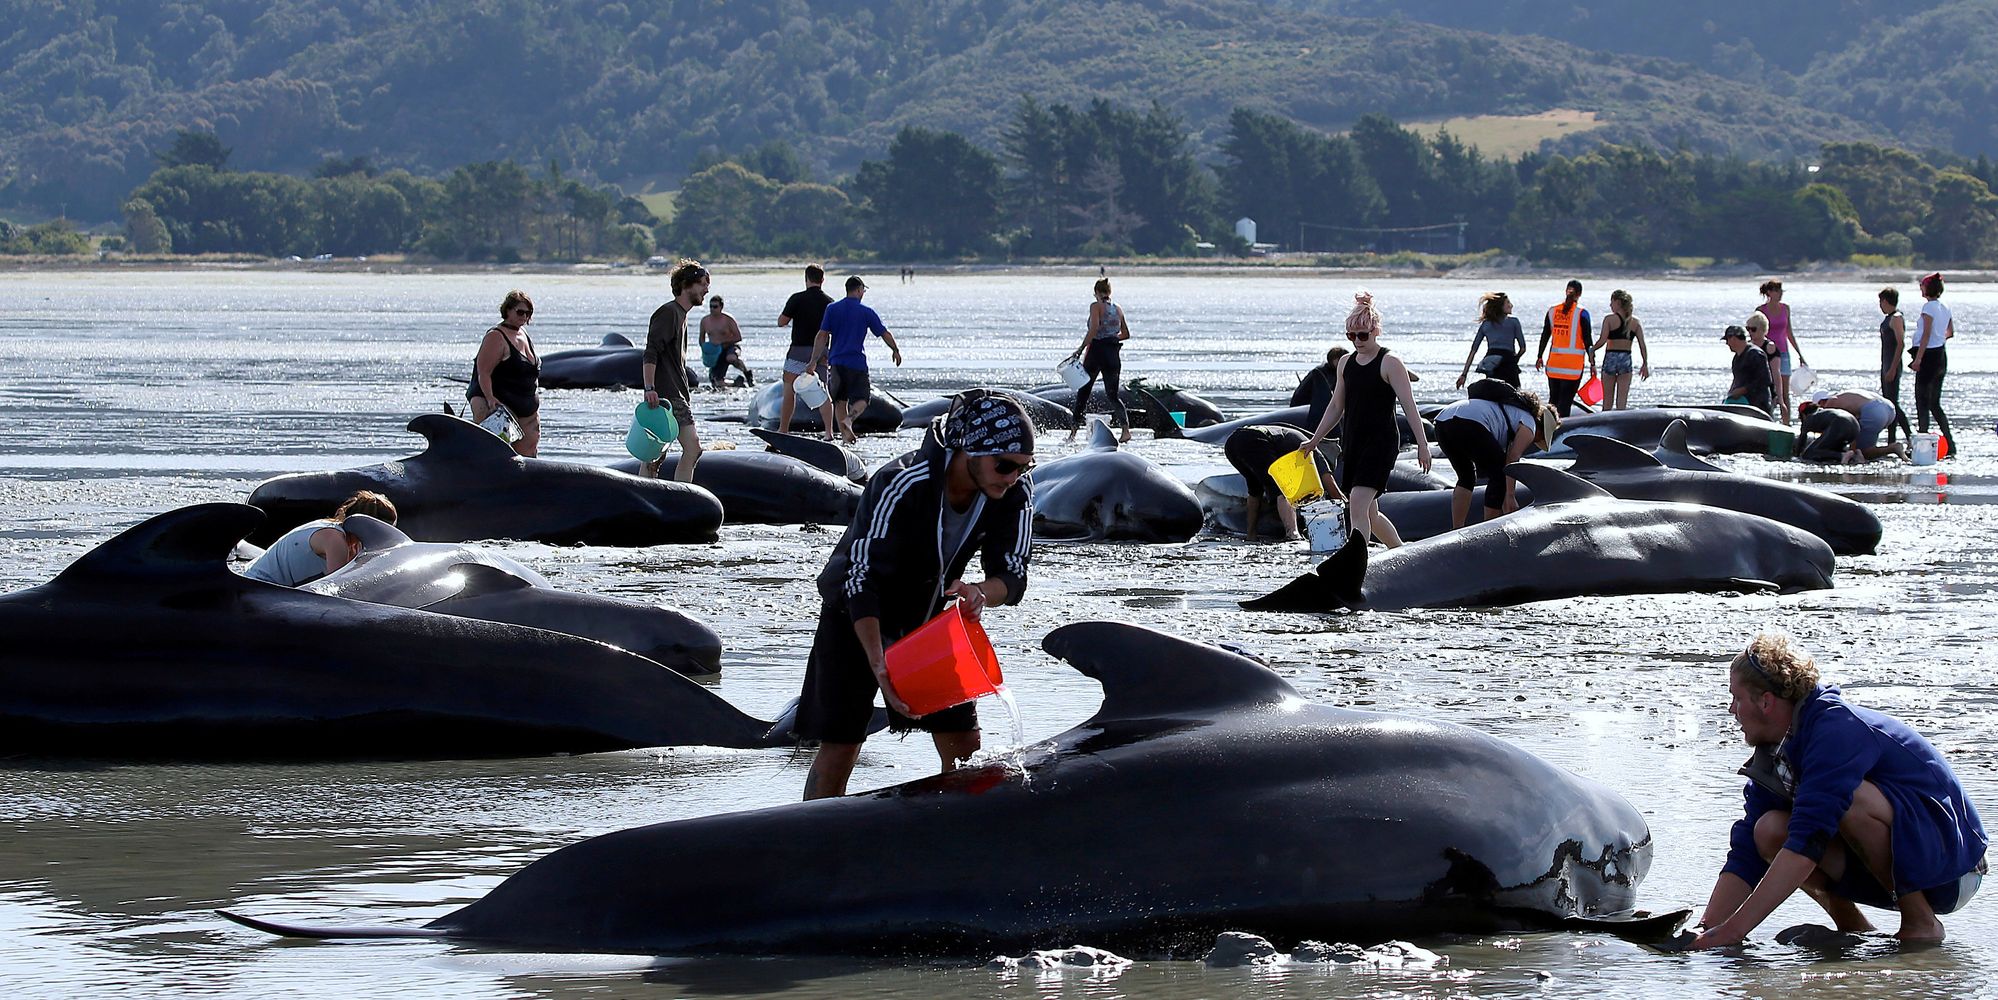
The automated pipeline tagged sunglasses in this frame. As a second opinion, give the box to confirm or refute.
[1346,331,1371,341]
[511,307,532,317]
[992,456,1035,476]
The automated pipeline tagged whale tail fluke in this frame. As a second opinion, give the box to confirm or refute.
[219,909,447,940]
[1240,529,1367,611]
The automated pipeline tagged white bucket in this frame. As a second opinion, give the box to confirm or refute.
[794,372,829,409]
[1912,432,1940,466]
[1790,364,1815,395]
[1056,356,1090,391]
[1302,501,1348,553]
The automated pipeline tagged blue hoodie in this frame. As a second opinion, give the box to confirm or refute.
[1725,684,1986,895]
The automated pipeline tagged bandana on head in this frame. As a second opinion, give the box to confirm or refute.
[942,391,1036,457]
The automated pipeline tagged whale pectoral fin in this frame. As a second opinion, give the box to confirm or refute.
[1560,907,1694,944]
[1564,433,1663,472]
[1134,388,1182,439]
[218,909,446,940]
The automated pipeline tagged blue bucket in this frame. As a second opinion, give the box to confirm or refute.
[627,401,679,462]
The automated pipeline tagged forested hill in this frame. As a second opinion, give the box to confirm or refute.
[2,0,1888,219]
[1307,0,1998,155]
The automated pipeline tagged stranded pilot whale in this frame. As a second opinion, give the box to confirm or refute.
[0,504,797,758]
[1244,465,1836,611]
[302,516,724,674]
[246,414,724,546]
[1564,422,1883,554]
[1031,421,1203,541]
[221,621,1683,953]
[536,333,701,390]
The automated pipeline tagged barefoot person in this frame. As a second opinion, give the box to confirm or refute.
[797,390,1036,799]
[1691,633,1987,948]
[1299,291,1432,548]
[776,264,836,434]
[1590,289,1649,410]
[812,275,903,445]
[1758,280,1811,427]
[1066,278,1133,444]
[641,260,709,481]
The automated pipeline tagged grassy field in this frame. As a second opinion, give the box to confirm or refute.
[637,190,677,224]
[1405,108,1604,157]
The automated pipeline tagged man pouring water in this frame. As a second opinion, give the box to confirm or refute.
[795,390,1037,800]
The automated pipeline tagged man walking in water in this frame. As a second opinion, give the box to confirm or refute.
[796,390,1037,799]
[641,259,708,482]
[811,275,903,445]
[1534,279,1595,417]
[776,264,836,435]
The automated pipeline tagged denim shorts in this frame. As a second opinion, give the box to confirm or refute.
[782,344,820,376]
[1602,351,1632,376]
[1856,399,1895,448]
[1770,350,1793,376]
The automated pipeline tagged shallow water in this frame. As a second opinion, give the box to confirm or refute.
[1,269,1996,998]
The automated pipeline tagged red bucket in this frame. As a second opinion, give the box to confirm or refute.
[883,603,1004,716]
[1578,375,1604,408]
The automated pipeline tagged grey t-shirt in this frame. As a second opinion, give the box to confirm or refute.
[939,492,986,569]
[1436,398,1534,446]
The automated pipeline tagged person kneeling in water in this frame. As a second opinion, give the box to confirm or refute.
[1691,632,1987,948]
[243,491,399,586]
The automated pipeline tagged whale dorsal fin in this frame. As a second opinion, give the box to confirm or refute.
[1044,621,1300,721]
[600,332,634,347]
[336,514,410,551]
[407,413,523,465]
[1506,463,1613,502]
[450,562,536,598]
[1087,419,1119,452]
[1565,433,1662,472]
[1134,387,1183,439]
[750,427,868,482]
[55,503,263,585]
[1655,420,1724,472]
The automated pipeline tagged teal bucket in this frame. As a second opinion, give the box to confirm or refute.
[627,401,680,462]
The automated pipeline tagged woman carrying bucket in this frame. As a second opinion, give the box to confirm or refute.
[466,290,542,456]
[1066,278,1133,444]
[1298,291,1432,549]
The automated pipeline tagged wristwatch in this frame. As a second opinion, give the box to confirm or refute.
[644,385,656,392]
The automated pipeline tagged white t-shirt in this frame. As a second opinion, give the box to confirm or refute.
[1919,299,1952,349]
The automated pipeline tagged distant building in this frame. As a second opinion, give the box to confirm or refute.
[1234,217,1257,245]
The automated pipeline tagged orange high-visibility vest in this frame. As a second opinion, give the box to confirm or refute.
[1546,302,1586,381]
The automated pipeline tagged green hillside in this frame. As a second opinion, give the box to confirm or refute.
[1,0,1886,220]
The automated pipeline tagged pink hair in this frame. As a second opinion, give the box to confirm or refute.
[1344,290,1381,335]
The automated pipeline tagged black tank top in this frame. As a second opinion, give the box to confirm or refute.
[1340,349,1395,450]
[1880,310,1901,378]
[1603,314,1633,351]
[468,327,542,417]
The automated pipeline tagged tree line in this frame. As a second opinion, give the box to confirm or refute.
[9,103,1998,266]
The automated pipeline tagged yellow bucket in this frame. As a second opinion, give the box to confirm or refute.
[1267,450,1324,505]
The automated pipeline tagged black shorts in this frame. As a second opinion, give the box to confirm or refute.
[792,600,979,744]
[1224,432,1284,502]
[830,365,871,403]
[1336,441,1396,495]
[1436,417,1509,507]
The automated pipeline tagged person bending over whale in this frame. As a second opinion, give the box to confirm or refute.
[243,491,399,587]
[1225,425,1335,542]
[1803,388,1907,464]
[1290,346,1348,434]
[1691,633,1988,948]
[796,390,1035,800]
[1298,291,1432,548]
[1793,403,1860,464]
[1432,387,1551,529]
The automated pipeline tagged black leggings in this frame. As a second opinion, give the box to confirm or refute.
[1881,375,1914,444]
[1436,418,1509,509]
[1072,338,1127,427]
[1915,347,1953,447]
[1547,376,1581,417]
